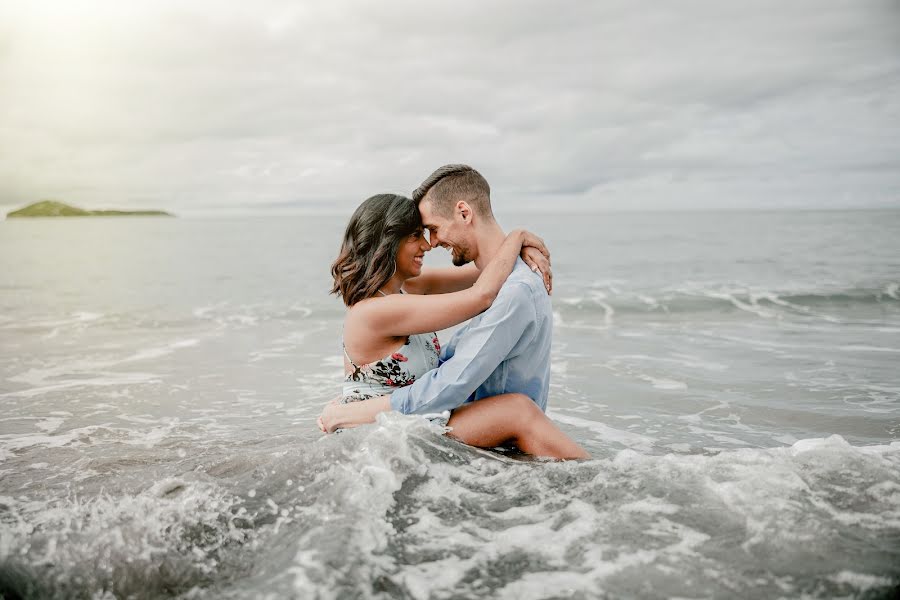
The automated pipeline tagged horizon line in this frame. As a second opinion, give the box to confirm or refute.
[5,205,900,221]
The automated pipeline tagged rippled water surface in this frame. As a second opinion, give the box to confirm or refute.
[1,211,899,599]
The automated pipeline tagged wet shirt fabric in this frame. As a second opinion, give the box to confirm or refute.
[342,332,441,403]
[390,258,553,416]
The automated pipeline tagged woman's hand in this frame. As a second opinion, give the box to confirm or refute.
[318,396,341,433]
[521,246,552,294]
[518,230,550,260]
[514,229,552,295]
[319,402,341,433]
[317,395,392,433]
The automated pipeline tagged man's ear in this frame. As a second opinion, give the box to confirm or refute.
[456,201,472,223]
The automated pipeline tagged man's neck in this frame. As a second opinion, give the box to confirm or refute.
[473,222,508,271]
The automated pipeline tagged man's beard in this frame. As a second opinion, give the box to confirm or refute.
[451,243,473,267]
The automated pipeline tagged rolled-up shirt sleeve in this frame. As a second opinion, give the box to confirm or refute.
[390,282,535,415]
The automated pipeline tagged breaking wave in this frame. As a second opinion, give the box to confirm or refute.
[3,417,899,599]
[555,283,900,323]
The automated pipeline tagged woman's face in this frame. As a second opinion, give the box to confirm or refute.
[395,228,431,279]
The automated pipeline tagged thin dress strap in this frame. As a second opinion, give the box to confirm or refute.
[342,341,360,369]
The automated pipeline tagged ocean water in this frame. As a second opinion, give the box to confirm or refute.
[1,210,899,599]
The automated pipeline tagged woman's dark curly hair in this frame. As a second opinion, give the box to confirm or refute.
[331,194,423,307]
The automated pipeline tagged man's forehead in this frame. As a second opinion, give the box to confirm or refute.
[418,199,441,226]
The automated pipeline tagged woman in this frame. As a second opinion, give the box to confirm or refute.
[319,194,588,460]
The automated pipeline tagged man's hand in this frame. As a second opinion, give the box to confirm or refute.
[521,246,552,295]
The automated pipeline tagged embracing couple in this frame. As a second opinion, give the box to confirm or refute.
[318,164,589,460]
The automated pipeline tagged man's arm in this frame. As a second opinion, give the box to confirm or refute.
[390,282,536,415]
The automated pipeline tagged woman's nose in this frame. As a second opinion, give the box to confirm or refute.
[420,239,431,251]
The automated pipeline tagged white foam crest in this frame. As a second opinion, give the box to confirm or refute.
[0,419,204,459]
[115,413,163,425]
[693,328,815,352]
[759,291,841,322]
[619,497,681,515]
[192,302,316,332]
[683,424,751,447]
[117,419,200,448]
[0,424,112,456]
[395,470,605,597]
[885,283,899,300]
[10,338,197,379]
[552,310,565,327]
[550,411,656,452]
[612,353,729,372]
[0,479,251,596]
[290,414,449,595]
[597,301,615,326]
[192,303,223,319]
[588,279,627,290]
[320,355,344,368]
[192,302,243,332]
[249,327,328,363]
[829,570,895,591]
[602,357,690,392]
[3,311,105,332]
[393,449,745,598]
[680,437,900,543]
[839,344,900,353]
[640,374,687,390]
[706,288,778,319]
[126,338,199,362]
[34,417,65,433]
[74,311,103,322]
[578,518,711,579]
[585,289,616,325]
[13,425,889,598]
[3,338,200,398]
[638,293,659,304]
[669,282,846,321]
[1,371,160,399]
[285,303,314,318]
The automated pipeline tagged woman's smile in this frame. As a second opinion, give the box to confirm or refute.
[397,232,431,278]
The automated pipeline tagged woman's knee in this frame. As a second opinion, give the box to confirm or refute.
[503,393,542,425]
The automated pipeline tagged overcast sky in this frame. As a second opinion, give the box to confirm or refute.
[1,0,898,216]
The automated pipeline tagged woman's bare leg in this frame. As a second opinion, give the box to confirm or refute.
[446,393,589,460]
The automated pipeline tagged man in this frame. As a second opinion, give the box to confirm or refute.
[390,164,555,416]
[321,164,555,425]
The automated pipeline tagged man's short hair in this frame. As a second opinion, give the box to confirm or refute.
[412,164,493,219]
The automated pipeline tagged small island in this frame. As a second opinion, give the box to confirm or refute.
[6,200,174,218]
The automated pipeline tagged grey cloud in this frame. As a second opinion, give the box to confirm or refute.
[0,0,898,215]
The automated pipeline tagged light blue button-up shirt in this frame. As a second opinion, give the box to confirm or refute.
[390,258,553,415]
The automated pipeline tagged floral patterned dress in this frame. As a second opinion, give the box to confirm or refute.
[342,333,441,403]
